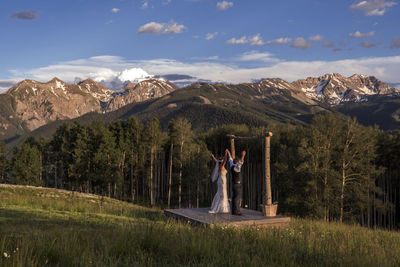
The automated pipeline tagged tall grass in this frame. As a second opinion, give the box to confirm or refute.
[1,185,399,266]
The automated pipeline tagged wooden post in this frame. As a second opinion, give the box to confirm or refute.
[265,134,272,206]
[230,136,235,159]
[260,132,277,217]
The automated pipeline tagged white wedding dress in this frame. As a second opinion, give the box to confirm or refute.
[209,163,231,214]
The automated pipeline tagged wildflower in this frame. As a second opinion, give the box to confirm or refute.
[3,252,10,258]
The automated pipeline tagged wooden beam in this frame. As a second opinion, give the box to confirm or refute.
[227,132,272,140]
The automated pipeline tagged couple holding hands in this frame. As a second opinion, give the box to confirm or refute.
[210,149,246,215]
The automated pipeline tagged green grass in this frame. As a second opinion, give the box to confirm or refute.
[1,185,399,266]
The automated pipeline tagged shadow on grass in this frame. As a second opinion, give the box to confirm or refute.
[0,206,166,235]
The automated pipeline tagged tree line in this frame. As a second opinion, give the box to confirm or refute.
[1,113,399,229]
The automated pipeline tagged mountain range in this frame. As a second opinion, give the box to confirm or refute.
[0,73,399,145]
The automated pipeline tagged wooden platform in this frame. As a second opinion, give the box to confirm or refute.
[164,208,290,228]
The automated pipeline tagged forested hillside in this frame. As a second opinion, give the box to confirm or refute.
[2,112,400,229]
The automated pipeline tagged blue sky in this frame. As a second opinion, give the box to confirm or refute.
[1,0,400,90]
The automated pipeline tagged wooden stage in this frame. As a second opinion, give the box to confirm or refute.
[164,208,290,228]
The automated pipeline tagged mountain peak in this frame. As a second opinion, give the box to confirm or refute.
[78,78,97,84]
[105,78,178,112]
[49,77,65,83]
[293,73,397,104]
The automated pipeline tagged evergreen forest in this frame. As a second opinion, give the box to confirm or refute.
[1,113,400,230]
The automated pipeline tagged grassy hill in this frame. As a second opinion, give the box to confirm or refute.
[1,184,399,266]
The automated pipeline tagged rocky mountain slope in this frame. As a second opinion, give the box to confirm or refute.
[0,77,177,140]
[292,73,398,104]
[105,79,178,112]
[7,78,112,131]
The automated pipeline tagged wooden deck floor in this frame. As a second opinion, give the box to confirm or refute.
[164,208,290,228]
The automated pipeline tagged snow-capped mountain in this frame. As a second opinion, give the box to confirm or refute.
[106,79,178,112]
[292,73,398,104]
[248,78,317,105]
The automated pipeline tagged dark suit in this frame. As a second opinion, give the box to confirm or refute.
[230,162,243,215]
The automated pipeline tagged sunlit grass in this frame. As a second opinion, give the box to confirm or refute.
[1,184,399,266]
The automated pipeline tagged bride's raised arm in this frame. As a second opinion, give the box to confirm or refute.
[210,152,218,163]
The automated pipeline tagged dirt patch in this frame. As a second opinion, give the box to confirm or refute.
[167,103,177,108]
[198,96,211,104]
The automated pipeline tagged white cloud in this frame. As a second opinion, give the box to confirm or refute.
[227,36,248,44]
[266,37,292,45]
[117,68,151,82]
[138,22,164,34]
[142,1,149,9]
[309,35,323,41]
[6,54,400,86]
[226,34,266,46]
[350,0,397,16]
[205,32,218,40]
[138,21,186,35]
[290,37,312,49]
[217,1,234,11]
[111,8,120,13]
[349,30,375,38]
[163,21,186,34]
[249,34,265,46]
[238,51,280,63]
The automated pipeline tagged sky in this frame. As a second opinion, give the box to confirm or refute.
[1,0,400,90]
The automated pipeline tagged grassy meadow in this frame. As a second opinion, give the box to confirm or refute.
[0,184,399,266]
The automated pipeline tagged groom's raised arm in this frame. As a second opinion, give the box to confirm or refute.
[226,149,234,168]
[240,150,246,163]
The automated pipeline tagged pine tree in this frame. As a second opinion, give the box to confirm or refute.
[143,118,165,206]
[89,121,121,196]
[9,142,41,186]
[71,124,92,193]
[168,118,193,208]
[125,116,143,203]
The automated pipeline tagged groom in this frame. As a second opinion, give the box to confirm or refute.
[226,149,246,215]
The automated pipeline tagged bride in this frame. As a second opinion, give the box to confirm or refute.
[209,151,231,214]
